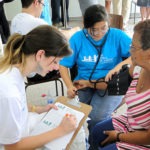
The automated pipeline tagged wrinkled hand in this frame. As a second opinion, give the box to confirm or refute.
[73,80,90,89]
[101,130,117,146]
[59,114,77,134]
[67,85,77,98]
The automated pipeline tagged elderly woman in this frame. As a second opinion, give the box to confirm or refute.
[90,19,150,150]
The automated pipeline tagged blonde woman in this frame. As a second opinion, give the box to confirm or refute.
[0,25,77,150]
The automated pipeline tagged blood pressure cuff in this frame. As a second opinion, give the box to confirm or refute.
[107,64,132,95]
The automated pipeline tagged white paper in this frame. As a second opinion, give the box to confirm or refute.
[31,102,85,150]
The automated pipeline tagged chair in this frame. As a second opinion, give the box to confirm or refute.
[109,14,123,30]
[25,70,64,96]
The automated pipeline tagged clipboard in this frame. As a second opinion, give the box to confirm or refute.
[31,96,92,150]
[55,96,92,150]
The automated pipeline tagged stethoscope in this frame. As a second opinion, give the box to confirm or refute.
[82,28,110,82]
[82,28,110,97]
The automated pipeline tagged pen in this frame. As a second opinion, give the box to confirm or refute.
[65,113,70,118]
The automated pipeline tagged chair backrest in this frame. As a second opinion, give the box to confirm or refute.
[109,14,123,30]
[25,70,65,96]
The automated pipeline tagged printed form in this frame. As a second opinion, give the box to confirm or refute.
[31,102,85,150]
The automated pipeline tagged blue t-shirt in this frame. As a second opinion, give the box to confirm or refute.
[60,28,132,80]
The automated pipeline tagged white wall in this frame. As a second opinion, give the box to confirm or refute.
[4,0,21,21]
[4,0,105,21]
[69,0,105,17]
[4,0,139,21]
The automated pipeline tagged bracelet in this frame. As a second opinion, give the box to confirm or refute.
[31,105,36,112]
[116,132,123,142]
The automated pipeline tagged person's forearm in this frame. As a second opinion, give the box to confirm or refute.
[28,104,36,112]
[95,82,107,90]
[59,65,73,88]
[28,104,44,114]
[88,80,107,90]
[118,130,150,145]
[5,126,66,150]
[74,80,107,90]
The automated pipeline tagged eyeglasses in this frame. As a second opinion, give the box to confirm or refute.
[38,0,45,7]
[90,26,108,36]
[130,45,142,52]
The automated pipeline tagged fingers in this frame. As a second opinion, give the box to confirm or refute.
[101,138,108,146]
[70,114,77,121]
[73,81,83,90]
[100,131,109,146]
[67,91,76,98]
[73,81,79,85]
[103,130,108,135]
[105,70,116,81]
[67,86,77,98]
[64,114,77,129]
[105,72,112,81]
[65,114,77,122]
[47,104,58,110]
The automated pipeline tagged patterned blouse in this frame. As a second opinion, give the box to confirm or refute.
[112,66,150,150]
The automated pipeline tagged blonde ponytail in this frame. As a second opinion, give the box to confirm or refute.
[0,33,26,72]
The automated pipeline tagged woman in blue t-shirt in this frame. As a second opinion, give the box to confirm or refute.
[59,4,132,146]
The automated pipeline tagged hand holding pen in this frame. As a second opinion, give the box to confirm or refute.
[59,113,77,134]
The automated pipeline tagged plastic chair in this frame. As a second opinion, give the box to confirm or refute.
[25,70,64,96]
